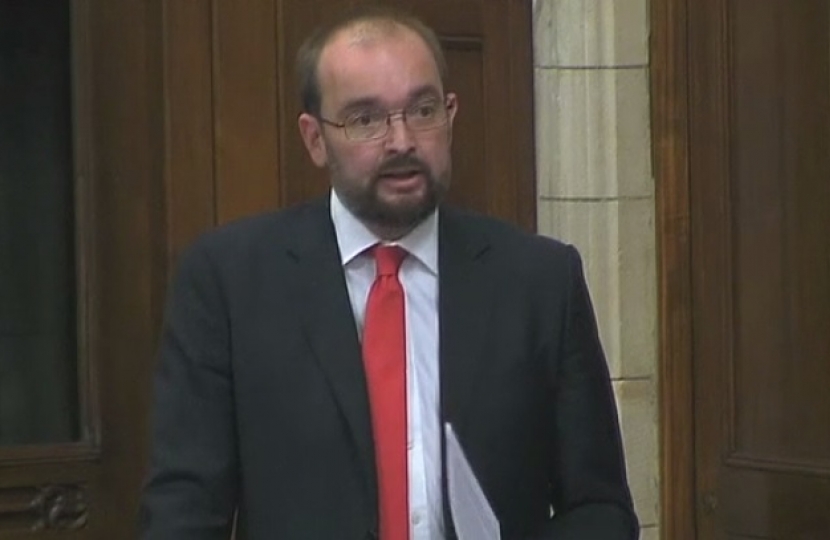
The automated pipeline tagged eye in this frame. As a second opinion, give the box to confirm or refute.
[411,102,438,118]
[347,110,383,128]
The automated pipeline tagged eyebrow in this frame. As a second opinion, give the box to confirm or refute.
[407,85,441,102]
[338,85,442,115]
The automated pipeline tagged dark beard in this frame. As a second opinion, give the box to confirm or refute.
[334,154,449,231]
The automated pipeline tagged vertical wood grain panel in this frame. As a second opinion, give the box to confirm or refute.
[506,0,537,231]
[650,0,697,533]
[443,42,487,215]
[85,0,167,534]
[480,0,524,224]
[213,0,280,223]
[654,0,830,536]
[730,0,830,465]
[688,0,731,537]
[690,0,830,537]
[163,0,216,264]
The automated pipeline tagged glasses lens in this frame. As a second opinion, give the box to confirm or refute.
[344,110,386,140]
[408,100,447,131]
[342,99,450,140]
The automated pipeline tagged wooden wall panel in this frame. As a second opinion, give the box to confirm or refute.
[442,43,487,214]
[650,0,697,536]
[84,0,167,534]
[730,0,830,467]
[0,0,169,537]
[163,0,215,264]
[213,0,281,223]
[689,0,830,538]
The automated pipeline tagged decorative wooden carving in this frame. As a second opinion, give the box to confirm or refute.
[0,485,88,532]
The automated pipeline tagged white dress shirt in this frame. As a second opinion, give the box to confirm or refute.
[330,190,445,540]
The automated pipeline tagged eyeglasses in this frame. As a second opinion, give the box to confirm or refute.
[319,97,454,141]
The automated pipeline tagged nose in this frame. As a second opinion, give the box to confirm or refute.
[383,113,416,153]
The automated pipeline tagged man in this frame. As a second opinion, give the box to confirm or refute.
[139,6,638,540]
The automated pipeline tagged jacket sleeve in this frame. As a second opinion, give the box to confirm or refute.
[137,240,238,540]
[531,245,639,540]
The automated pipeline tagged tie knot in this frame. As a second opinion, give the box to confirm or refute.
[372,245,407,277]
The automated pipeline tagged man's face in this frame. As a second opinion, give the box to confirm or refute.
[298,26,457,235]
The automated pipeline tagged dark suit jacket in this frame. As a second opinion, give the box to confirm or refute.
[138,197,638,540]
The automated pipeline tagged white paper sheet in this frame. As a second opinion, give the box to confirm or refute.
[445,422,501,540]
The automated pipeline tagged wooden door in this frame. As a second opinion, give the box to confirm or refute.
[689,1,830,538]
[0,0,166,537]
[0,0,534,538]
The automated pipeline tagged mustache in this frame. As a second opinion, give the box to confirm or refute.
[375,154,429,177]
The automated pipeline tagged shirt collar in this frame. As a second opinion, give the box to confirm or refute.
[330,189,439,275]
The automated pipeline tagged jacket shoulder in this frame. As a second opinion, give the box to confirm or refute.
[443,206,575,260]
[182,198,327,261]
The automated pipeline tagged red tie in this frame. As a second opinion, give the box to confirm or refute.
[362,245,409,540]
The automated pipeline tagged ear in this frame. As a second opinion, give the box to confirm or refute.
[298,113,328,168]
[445,92,459,142]
[446,93,459,125]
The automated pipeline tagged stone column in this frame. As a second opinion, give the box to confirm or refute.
[533,1,659,537]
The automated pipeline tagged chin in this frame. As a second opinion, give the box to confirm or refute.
[387,191,436,211]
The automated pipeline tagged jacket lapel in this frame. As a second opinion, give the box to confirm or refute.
[437,208,497,540]
[287,199,377,514]
[438,208,495,430]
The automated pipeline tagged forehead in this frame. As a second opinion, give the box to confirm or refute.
[317,24,443,112]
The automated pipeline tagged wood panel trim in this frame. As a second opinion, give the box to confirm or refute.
[725,454,830,478]
[687,3,732,538]
[211,0,281,222]
[651,0,697,538]
[0,484,88,533]
[85,0,167,532]
[506,0,536,232]
[0,444,98,467]
[162,0,217,264]
[71,0,100,451]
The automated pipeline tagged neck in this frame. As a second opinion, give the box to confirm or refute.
[366,222,414,242]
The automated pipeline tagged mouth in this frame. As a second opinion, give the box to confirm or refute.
[378,168,423,181]
[375,168,427,193]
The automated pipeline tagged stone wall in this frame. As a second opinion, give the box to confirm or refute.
[532,1,660,537]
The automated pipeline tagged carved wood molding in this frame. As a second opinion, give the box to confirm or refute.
[0,443,98,466]
[651,0,697,538]
[726,453,830,479]
[0,484,88,533]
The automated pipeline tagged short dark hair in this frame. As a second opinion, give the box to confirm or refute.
[296,5,449,117]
